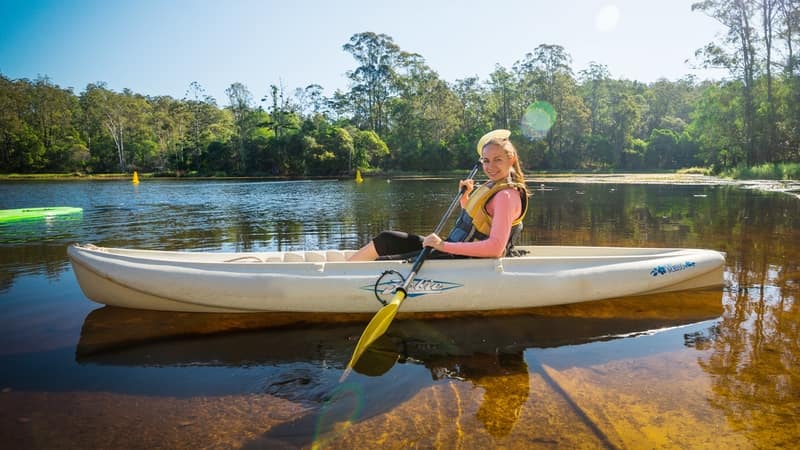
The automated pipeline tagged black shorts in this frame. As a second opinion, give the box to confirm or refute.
[372,230,423,257]
[371,230,463,260]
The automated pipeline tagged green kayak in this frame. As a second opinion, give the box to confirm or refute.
[0,207,83,223]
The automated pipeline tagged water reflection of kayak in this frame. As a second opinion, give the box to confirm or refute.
[76,289,723,373]
[75,291,722,443]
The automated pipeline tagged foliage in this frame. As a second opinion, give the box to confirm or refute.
[1,3,800,179]
[721,162,800,179]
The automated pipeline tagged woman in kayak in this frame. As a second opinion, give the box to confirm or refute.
[348,129,529,261]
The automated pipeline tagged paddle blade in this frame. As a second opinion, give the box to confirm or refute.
[340,290,406,381]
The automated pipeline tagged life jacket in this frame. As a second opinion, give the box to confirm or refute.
[446,180,528,256]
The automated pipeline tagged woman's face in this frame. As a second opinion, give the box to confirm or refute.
[480,143,514,182]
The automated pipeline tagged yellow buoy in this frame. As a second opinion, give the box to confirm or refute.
[132,171,140,184]
[355,169,363,183]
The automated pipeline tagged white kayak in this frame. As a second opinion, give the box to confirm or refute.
[68,243,725,313]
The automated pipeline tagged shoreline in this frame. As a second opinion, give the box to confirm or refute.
[2,172,798,198]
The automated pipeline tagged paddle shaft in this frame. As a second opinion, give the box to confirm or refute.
[396,162,481,296]
[340,162,481,379]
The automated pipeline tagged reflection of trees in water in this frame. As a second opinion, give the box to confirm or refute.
[0,243,72,292]
[426,352,529,438]
[79,302,723,441]
[689,187,800,446]
[526,184,800,446]
[696,287,799,446]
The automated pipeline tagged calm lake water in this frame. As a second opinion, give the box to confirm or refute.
[0,177,798,448]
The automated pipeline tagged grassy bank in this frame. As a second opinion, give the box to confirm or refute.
[719,163,800,180]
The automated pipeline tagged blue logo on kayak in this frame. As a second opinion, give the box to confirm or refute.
[650,261,696,277]
[363,278,462,297]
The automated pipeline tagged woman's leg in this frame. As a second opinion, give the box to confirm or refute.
[348,241,379,261]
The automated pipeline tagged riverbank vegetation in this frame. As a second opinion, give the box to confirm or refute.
[720,162,800,180]
[1,2,797,180]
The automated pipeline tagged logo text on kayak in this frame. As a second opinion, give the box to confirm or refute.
[364,278,462,297]
[650,261,696,277]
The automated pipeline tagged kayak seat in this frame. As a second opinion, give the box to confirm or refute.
[232,250,358,263]
[283,253,306,262]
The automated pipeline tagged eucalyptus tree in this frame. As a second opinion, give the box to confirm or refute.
[264,83,298,139]
[687,82,745,167]
[79,84,149,172]
[513,44,585,168]
[515,44,574,102]
[103,88,130,171]
[772,0,800,161]
[692,0,759,165]
[78,83,113,171]
[149,95,189,172]
[342,32,404,135]
[605,81,645,168]
[118,90,154,171]
[777,0,800,160]
[578,62,612,137]
[0,75,43,172]
[390,53,461,170]
[292,84,327,119]
[760,0,780,157]
[184,81,219,171]
[486,64,517,130]
[776,0,799,75]
[225,82,254,173]
[325,89,353,123]
[25,76,82,171]
[258,83,306,175]
[452,76,493,166]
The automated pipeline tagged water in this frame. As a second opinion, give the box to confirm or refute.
[0,177,798,448]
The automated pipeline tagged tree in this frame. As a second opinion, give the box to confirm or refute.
[26,76,82,171]
[687,82,745,168]
[79,84,149,172]
[606,85,644,167]
[579,62,611,138]
[487,65,517,130]
[184,81,219,171]
[514,45,585,168]
[353,129,389,168]
[343,32,405,134]
[149,95,188,173]
[760,0,779,160]
[693,0,759,164]
[292,84,327,118]
[452,76,492,166]
[390,54,462,170]
[0,75,41,172]
[225,82,254,173]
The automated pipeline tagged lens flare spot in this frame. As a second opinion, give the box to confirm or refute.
[312,382,364,447]
[520,101,557,140]
[595,4,620,32]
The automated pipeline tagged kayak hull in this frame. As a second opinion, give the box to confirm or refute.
[0,207,82,222]
[68,244,726,313]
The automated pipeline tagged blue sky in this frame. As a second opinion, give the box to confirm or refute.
[0,0,728,106]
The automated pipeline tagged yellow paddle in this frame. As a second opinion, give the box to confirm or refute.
[341,162,483,380]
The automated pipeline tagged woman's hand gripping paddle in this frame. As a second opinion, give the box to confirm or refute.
[340,162,483,381]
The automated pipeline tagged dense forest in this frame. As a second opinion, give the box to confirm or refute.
[1,1,798,177]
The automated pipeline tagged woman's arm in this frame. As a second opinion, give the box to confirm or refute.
[435,189,522,258]
[459,179,474,208]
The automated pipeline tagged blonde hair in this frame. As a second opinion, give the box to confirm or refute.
[483,138,527,191]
